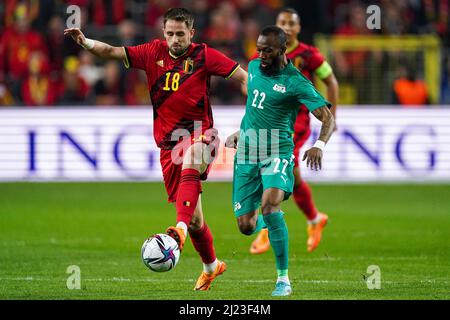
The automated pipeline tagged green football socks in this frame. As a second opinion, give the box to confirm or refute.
[263,211,289,272]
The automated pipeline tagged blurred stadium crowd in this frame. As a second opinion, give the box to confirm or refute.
[0,0,449,106]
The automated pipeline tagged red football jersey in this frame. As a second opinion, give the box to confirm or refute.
[250,42,326,136]
[125,40,239,149]
[286,43,325,82]
[287,43,326,135]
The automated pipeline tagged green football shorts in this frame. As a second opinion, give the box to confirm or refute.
[232,154,295,217]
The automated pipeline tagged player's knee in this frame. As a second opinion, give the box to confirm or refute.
[182,143,206,172]
[261,189,284,214]
[237,221,256,236]
[261,202,281,215]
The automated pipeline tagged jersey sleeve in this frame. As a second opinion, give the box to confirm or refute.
[307,46,326,72]
[123,40,158,71]
[292,76,332,112]
[205,46,240,79]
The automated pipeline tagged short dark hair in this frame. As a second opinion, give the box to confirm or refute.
[278,7,301,24]
[163,8,194,29]
[260,25,287,48]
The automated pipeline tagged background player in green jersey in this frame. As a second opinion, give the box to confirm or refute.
[226,26,335,297]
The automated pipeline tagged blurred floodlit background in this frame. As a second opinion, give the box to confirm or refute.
[1,0,449,107]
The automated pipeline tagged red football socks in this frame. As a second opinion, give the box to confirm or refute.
[293,180,318,221]
[189,223,216,264]
[176,168,201,226]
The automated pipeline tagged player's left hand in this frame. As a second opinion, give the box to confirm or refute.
[302,147,323,171]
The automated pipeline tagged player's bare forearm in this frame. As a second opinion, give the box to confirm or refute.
[312,106,335,144]
[240,82,248,96]
[63,28,125,60]
[322,73,339,120]
[229,67,248,96]
[302,106,334,171]
[89,41,125,60]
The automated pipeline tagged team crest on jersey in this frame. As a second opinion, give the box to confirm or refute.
[156,60,164,67]
[273,84,286,93]
[183,58,194,74]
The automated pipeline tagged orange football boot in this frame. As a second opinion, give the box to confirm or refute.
[166,226,186,251]
[307,213,328,252]
[194,260,227,291]
[250,228,270,254]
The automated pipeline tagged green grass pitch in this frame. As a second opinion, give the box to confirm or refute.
[0,182,449,300]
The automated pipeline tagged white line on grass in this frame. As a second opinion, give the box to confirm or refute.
[0,276,401,284]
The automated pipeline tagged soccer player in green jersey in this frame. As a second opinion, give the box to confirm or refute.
[225,26,335,297]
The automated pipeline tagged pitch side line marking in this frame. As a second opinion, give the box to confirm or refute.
[0,277,407,284]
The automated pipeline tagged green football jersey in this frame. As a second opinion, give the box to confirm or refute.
[238,58,331,162]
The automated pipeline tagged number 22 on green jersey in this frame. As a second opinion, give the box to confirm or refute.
[251,89,266,109]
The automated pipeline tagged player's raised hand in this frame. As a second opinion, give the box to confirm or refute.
[302,147,322,171]
[63,28,86,46]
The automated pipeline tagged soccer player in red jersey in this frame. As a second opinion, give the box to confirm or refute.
[249,8,339,254]
[65,8,248,291]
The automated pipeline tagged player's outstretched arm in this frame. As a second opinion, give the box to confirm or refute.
[229,67,248,96]
[321,72,339,130]
[64,28,126,60]
[302,106,335,171]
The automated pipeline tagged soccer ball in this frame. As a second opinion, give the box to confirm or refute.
[141,234,180,272]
